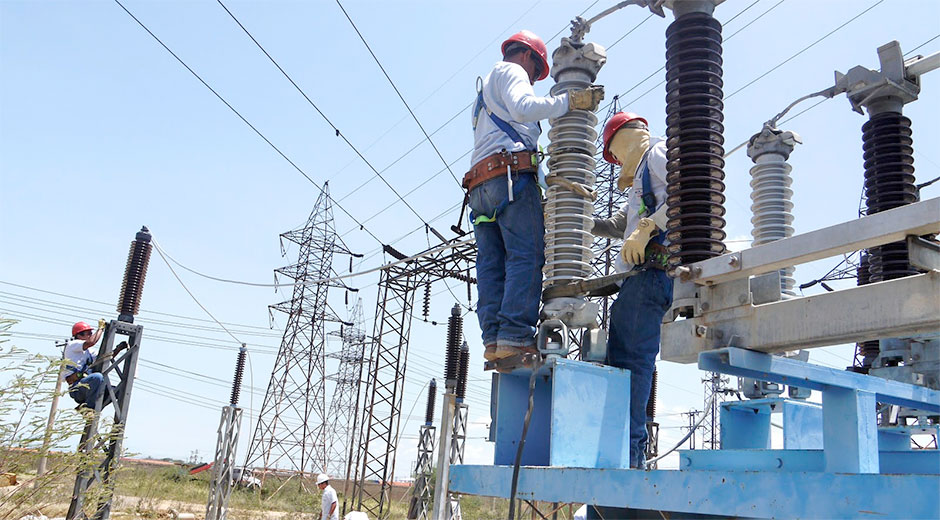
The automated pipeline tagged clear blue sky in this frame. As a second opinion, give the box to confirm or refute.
[1,0,939,475]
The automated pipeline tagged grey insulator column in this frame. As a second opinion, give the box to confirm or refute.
[543,39,606,291]
[746,127,801,296]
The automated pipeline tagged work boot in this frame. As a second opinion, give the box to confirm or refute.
[494,344,537,359]
[483,344,500,361]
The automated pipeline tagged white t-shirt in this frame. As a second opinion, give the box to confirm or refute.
[471,61,569,166]
[62,339,94,381]
[321,485,338,520]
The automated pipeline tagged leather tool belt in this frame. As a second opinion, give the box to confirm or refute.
[66,372,83,385]
[463,151,536,191]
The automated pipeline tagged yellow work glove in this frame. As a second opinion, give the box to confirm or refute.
[98,319,107,330]
[620,218,657,265]
[568,86,605,111]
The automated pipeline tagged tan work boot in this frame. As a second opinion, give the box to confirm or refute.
[483,344,500,361]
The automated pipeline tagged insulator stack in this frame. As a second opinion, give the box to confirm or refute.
[230,344,247,406]
[444,304,462,388]
[117,226,153,323]
[862,112,919,282]
[854,253,879,372]
[664,12,727,273]
[424,379,437,425]
[646,369,658,419]
[543,39,606,291]
[422,284,431,321]
[456,342,469,401]
[747,127,800,296]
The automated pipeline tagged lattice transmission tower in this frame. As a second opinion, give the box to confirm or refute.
[326,298,368,479]
[243,184,355,478]
[589,98,630,329]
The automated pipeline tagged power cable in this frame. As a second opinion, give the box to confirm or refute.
[725,0,885,100]
[215,0,443,238]
[334,0,462,192]
[151,237,243,345]
[153,233,476,289]
[112,0,385,245]
[0,280,272,331]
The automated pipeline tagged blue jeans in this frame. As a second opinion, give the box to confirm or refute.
[607,268,673,468]
[469,172,544,347]
[69,372,112,409]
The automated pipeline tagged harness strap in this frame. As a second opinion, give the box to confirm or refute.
[474,90,530,149]
[635,149,666,247]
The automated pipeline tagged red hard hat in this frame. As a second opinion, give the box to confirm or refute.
[602,112,649,165]
[502,30,550,82]
[72,321,93,337]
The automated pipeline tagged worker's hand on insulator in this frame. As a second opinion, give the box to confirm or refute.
[620,218,656,265]
[568,86,605,111]
[98,319,107,330]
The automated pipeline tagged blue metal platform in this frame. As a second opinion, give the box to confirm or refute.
[451,348,940,518]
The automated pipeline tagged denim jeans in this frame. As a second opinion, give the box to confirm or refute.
[469,172,544,347]
[607,268,673,467]
[69,372,111,409]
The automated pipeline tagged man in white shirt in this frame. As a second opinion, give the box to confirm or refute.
[316,473,338,520]
[65,320,124,411]
[465,30,604,362]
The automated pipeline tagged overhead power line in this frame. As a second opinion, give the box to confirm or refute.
[112,0,385,246]
[214,0,444,240]
[0,280,273,331]
[725,0,885,100]
[334,0,463,191]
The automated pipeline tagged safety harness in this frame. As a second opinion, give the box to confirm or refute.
[634,150,669,268]
[468,86,539,225]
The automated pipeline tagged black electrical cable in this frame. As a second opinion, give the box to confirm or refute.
[334,0,463,190]
[507,364,539,520]
[725,0,884,100]
[112,0,389,246]
[214,0,442,238]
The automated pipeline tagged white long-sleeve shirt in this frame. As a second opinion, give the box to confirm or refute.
[470,61,569,166]
[593,137,670,273]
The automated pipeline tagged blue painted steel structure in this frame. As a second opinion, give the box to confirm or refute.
[490,357,632,469]
[452,348,940,518]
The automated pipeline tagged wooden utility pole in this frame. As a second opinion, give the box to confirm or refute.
[37,341,67,480]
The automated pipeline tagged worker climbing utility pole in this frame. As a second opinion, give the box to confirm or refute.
[465,29,603,365]
[68,226,152,520]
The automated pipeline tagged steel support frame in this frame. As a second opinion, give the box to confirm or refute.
[68,319,143,520]
[447,402,468,519]
[346,240,475,519]
[206,405,243,520]
[450,349,940,518]
[408,424,436,520]
[662,197,940,363]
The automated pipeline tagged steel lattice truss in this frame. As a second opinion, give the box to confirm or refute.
[589,104,630,329]
[244,184,354,478]
[326,298,368,479]
[345,239,476,520]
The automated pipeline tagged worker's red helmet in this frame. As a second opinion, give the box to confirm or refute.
[72,321,93,337]
[602,112,649,165]
[502,30,550,82]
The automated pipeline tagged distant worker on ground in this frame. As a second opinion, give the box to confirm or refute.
[317,473,338,520]
[465,30,604,362]
[591,112,673,472]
